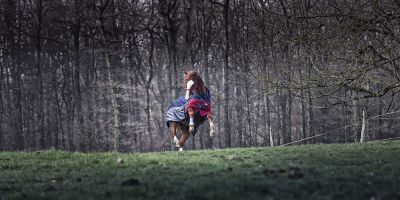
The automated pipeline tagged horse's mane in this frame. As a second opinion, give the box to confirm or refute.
[184,70,206,95]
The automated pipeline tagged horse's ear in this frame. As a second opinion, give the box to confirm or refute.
[184,71,188,75]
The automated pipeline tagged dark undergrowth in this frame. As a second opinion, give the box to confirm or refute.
[1,141,400,199]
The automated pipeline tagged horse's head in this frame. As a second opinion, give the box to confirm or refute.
[184,70,205,94]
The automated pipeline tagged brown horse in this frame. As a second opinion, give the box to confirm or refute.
[168,70,215,151]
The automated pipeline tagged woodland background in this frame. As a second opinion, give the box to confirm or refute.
[1,0,400,152]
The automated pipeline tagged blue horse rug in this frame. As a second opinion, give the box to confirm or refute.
[166,88,211,133]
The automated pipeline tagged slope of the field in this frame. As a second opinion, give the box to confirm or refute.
[1,141,400,199]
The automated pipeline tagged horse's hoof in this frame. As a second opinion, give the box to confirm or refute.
[210,131,216,138]
[173,136,180,147]
[189,125,195,134]
[175,146,183,151]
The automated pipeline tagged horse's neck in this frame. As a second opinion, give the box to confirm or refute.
[193,86,206,95]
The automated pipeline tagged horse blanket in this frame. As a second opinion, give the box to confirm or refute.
[166,87,211,128]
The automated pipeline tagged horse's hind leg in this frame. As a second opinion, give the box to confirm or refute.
[178,128,190,151]
[207,114,216,137]
[187,107,195,133]
[169,122,180,148]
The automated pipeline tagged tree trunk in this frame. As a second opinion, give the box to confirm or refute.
[203,41,212,149]
[104,52,121,152]
[56,95,63,149]
[0,58,3,149]
[223,0,231,148]
[35,0,45,149]
[6,0,24,150]
[245,80,252,147]
[360,110,366,143]
[287,92,292,143]
[146,30,155,151]
[264,94,271,146]
[216,69,223,148]
[146,85,152,150]
[86,29,97,150]
[307,64,314,144]
[72,12,86,151]
[351,91,359,142]
[276,89,281,145]
[98,0,127,152]
[280,95,288,144]
[235,85,243,147]
[269,126,274,147]
[299,70,307,142]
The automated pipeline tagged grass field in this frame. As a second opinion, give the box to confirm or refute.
[1,141,400,200]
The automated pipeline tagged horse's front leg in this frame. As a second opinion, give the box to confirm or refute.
[187,107,195,133]
[169,122,180,148]
[207,113,216,138]
[178,128,190,151]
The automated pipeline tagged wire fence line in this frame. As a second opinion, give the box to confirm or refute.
[279,110,400,146]
[370,136,400,142]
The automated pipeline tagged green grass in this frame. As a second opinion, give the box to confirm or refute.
[1,141,400,200]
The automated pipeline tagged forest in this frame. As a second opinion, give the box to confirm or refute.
[1,0,400,152]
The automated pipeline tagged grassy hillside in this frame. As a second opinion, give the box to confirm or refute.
[1,141,400,200]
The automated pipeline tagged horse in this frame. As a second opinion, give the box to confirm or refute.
[166,70,215,151]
